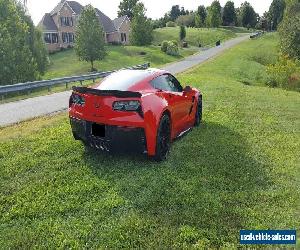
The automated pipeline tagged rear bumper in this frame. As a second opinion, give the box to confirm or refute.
[70,117,147,153]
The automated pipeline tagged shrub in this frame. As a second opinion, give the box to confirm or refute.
[166,21,176,27]
[171,40,179,46]
[179,25,186,41]
[161,40,169,52]
[166,41,179,56]
[266,55,300,90]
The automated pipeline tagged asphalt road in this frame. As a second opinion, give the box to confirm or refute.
[0,35,249,127]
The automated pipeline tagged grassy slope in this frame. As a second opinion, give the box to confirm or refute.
[44,45,197,79]
[0,33,299,248]
[153,27,238,47]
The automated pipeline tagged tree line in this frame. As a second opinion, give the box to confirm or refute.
[152,1,259,29]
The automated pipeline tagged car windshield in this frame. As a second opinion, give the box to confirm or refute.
[96,70,152,91]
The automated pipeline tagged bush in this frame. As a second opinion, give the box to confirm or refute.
[179,25,186,41]
[161,41,180,56]
[266,55,300,90]
[166,21,176,27]
[161,40,169,52]
[171,40,179,46]
[166,41,179,56]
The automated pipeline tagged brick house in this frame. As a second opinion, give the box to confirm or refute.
[38,0,130,52]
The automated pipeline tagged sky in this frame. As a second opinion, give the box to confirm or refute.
[27,0,272,25]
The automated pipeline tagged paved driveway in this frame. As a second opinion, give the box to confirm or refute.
[0,35,249,127]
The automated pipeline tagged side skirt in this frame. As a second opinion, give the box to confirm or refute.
[175,127,193,140]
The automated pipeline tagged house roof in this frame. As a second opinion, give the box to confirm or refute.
[95,8,117,33]
[67,1,83,14]
[38,13,58,31]
[50,1,64,16]
[113,16,127,29]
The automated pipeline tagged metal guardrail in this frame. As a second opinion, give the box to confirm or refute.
[0,62,150,98]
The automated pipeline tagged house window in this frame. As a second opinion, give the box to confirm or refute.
[62,32,75,43]
[44,33,59,44]
[51,33,59,44]
[121,33,127,42]
[60,17,73,26]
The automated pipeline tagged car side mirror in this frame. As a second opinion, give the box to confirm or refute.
[183,86,192,92]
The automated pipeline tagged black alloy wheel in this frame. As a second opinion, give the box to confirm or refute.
[195,97,202,127]
[154,114,171,161]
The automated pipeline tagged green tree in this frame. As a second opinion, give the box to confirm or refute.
[268,0,286,30]
[22,14,48,75]
[0,0,48,85]
[222,1,237,26]
[130,3,153,46]
[199,5,207,26]
[176,14,195,27]
[207,1,222,27]
[278,0,300,59]
[75,5,107,71]
[170,5,181,21]
[118,0,139,20]
[179,25,186,41]
[195,13,201,28]
[195,5,207,27]
[240,1,258,28]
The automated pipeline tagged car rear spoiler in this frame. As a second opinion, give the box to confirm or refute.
[72,86,142,98]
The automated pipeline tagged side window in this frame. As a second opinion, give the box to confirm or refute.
[151,75,172,91]
[166,74,183,92]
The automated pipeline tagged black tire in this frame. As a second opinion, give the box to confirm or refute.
[154,114,171,161]
[194,97,202,127]
[72,131,80,140]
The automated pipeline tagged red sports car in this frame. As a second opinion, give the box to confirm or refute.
[69,68,202,161]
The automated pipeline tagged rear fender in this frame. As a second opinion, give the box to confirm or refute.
[142,93,169,156]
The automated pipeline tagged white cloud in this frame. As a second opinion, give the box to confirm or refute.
[27,0,272,25]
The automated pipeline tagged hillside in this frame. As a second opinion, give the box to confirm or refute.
[1,33,299,248]
[44,27,248,80]
[153,27,240,47]
[44,45,197,80]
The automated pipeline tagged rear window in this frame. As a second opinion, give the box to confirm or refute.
[97,70,151,91]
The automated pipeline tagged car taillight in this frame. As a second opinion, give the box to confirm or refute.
[69,93,85,107]
[113,100,143,118]
[113,100,140,111]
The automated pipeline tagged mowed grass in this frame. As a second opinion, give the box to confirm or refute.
[44,45,197,79]
[203,32,279,87]
[153,27,238,47]
[0,33,299,248]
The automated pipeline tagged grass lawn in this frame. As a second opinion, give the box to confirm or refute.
[44,45,197,80]
[153,27,239,47]
[0,33,299,248]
